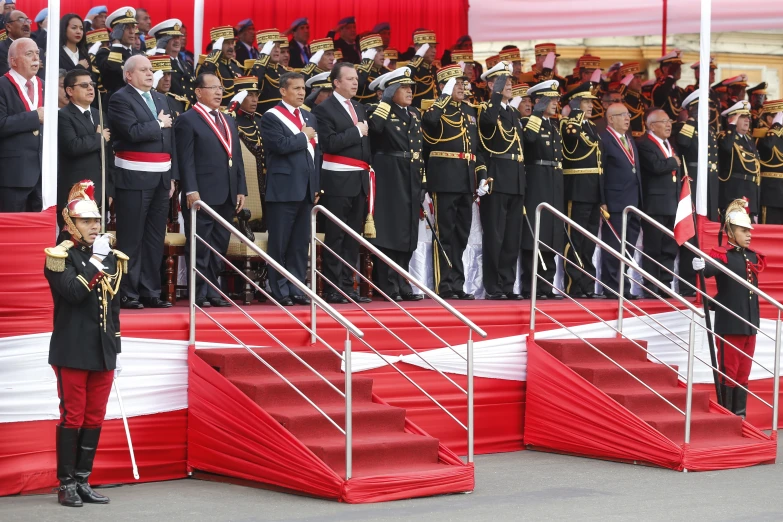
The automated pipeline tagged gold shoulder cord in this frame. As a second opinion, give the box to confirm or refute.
[760,145,783,169]
[476,104,520,155]
[422,106,466,145]
[720,142,761,183]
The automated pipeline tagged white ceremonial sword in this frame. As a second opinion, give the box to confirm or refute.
[113,377,140,480]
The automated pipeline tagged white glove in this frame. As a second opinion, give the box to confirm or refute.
[383,58,390,68]
[145,48,158,56]
[509,96,522,110]
[458,61,466,72]
[774,112,783,126]
[442,77,457,96]
[260,40,275,56]
[361,48,377,61]
[590,68,602,83]
[415,43,429,58]
[692,257,706,271]
[561,105,571,118]
[477,179,489,197]
[114,354,122,379]
[88,41,102,56]
[543,52,556,70]
[92,234,112,259]
[309,49,324,65]
[621,73,634,86]
[152,70,164,89]
[213,37,225,53]
[230,90,248,107]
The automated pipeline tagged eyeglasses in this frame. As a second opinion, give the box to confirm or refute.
[198,86,226,93]
[11,17,31,24]
[609,112,630,118]
[650,119,674,125]
[71,82,97,89]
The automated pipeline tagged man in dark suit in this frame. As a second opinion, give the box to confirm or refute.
[636,108,682,295]
[312,63,372,303]
[0,37,44,212]
[0,9,33,75]
[58,69,113,231]
[599,103,643,298]
[233,19,257,65]
[260,72,319,306]
[107,54,177,309]
[176,73,247,308]
[286,17,310,70]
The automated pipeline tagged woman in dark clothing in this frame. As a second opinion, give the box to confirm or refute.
[59,13,90,73]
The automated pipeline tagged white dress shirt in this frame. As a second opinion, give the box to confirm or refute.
[332,91,363,139]
[648,132,672,158]
[63,45,80,66]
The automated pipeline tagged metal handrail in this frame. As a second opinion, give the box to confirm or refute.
[189,201,364,479]
[311,204,483,462]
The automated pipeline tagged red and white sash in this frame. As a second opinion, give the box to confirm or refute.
[266,105,317,160]
[193,103,233,164]
[115,151,172,172]
[4,72,42,110]
[647,133,678,180]
[323,154,376,217]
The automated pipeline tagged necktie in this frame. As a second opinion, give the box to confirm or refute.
[345,100,358,124]
[620,134,629,151]
[210,110,227,139]
[294,108,316,148]
[301,43,308,65]
[25,80,34,104]
[84,109,94,126]
[141,91,157,117]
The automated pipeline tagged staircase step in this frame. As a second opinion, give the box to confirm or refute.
[640,411,744,443]
[538,338,649,364]
[602,385,712,415]
[265,402,407,439]
[569,361,679,388]
[298,432,441,477]
[228,372,374,408]
[198,346,341,378]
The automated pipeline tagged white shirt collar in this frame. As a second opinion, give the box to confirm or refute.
[607,126,627,140]
[240,41,252,51]
[197,102,219,114]
[63,45,80,65]
[500,101,508,110]
[333,91,349,104]
[648,131,671,156]
[73,102,92,113]
[131,85,152,98]
[281,100,302,116]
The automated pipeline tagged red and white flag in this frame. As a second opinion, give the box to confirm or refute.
[674,176,696,245]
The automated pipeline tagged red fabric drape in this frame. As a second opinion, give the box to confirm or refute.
[24,1,468,57]
[0,208,55,338]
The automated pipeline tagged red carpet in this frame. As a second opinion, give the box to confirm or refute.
[525,338,776,471]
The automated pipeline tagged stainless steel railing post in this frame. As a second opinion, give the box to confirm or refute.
[310,211,318,345]
[618,213,628,334]
[467,330,474,463]
[774,311,781,433]
[344,334,353,480]
[529,209,542,334]
[684,315,697,444]
[189,204,198,345]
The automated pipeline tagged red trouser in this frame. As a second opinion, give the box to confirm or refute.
[719,335,757,387]
[53,366,114,429]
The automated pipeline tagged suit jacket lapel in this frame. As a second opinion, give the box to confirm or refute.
[67,103,94,133]
[128,86,156,120]
[332,95,355,127]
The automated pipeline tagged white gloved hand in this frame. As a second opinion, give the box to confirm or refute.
[361,48,377,61]
[415,43,430,58]
[509,96,522,110]
[260,40,275,56]
[458,61,466,72]
[621,73,634,86]
[230,90,248,107]
[213,37,225,53]
[383,58,390,68]
[309,49,324,65]
[145,48,159,56]
[692,257,706,271]
[92,234,112,259]
[114,354,122,378]
[773,112,783,126]
[543,52,556,70]
[88,41,102,56]
[152,70,164,89]
[590,68,602,83]
[477,178,489,197]
[442,77,457,96]
[561,105,571,118]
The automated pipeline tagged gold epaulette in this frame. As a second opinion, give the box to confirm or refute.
[253,55,270,69]
[355,60,373,73]
[373,101,390,119]
[301,104,311,112]
[680,124,695,138]
[422,98,438,111]
[113,249,129,274]
[525,115,542,133]
[205,50,221,65]
[243,59,256,73]
[45,240,74,272]
[108,52,124,64]
[752,127,769,139]
[302,63,316,75]
[410,56,423,68]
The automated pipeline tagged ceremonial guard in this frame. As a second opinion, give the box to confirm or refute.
[617,62,649,138]
[422,64,481,300]
[509,83,532,117]
[86,28,110,107]
[354,33,387,104]
[651,49,684,121]
[303,71,333,109]
[693,199,764,418]
[367,67,425,301]
[247,28,286,114]
[407,30,438,109]
[520,80,564,299]
[498,46,523,80]
[476,62,524,300]
[684,58,716,98]
[46,181,126,507]
[747,82,768,130]
[94,7,136,99]
[198,26,244,106]
[560,82,603,298]
[718,101,761,217]
[519,43,567,94]
[148,19,195,103]
[755,99,783,224]
[300,37,335,82]
[383,48,399,71]
[151,54,189,119]
[450,50,478,102]
[721,75,748,128]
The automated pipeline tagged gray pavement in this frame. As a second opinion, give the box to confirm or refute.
[1,446,781,522]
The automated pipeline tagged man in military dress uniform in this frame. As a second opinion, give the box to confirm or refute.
[303,71,333,109]
[617,62,649,138]
[247,28,286,114]
[498,46,523,80]
[423,64,481,300]
[476,62,524,300]
[367,67,425,300]
[747,82,768,130]
[354,33,387,104]
[45,181,126,507]
[684,58,716,98]
[560,82,603,298]
[755,99,783,224]
[520,80,564,299]
[509,83,532,117]
[407,30,437,109]
[383,48,398,71]
[198,26,244,106]
[718,101,761,218]
[651,49,684,121]
[300,37,335,83]
[94,7,136,99]
[85,28,110,108]
[519,43,567,94]
[151,54,189,119]
[149,19,195,103]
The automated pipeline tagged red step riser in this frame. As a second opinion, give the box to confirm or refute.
[230,375,375,408]
[304,437,441,475]
[607,389,712,415]
[571,365,678,388]
[538,339,649,365]
[199,348,342,378]
[645,415,744,443]
[270,407,408,439]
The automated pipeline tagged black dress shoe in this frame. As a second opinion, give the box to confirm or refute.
[535,292,548,300]
[140,296,173,308]
[485,292,507,300]
[506,292,524,300]
[76,483,109,504]
[120,296,143,309]
[291,295,311,305]
[390,293,403,302]
[276,296,294,307]
[348,292,372,304]
[401,292,424,301]
[325,293,349,304]
[439,292,460,300]
[208,297,232,307]
[456,290,475,300]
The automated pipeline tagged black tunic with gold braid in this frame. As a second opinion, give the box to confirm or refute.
[673,117,720,221]
[163,91,189,120]
[718,126,761,215]
[560,110,603,296]
[652,76,684,121]
[94,44,131,99]
[756,121,783,224]
[408,55,437,110]
[233,109,266,231]
[197,50,244,107]
[621,86,650,138]
[355,60,389,104]
[247,54,283,114]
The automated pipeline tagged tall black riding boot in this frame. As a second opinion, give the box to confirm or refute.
[719,383,733,413]
[733,386,748,419]
[56,425,83,507]
[74,427,110,504]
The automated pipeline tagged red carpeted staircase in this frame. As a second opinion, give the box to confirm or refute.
[194,346,471,498]
[524,337,777,471]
